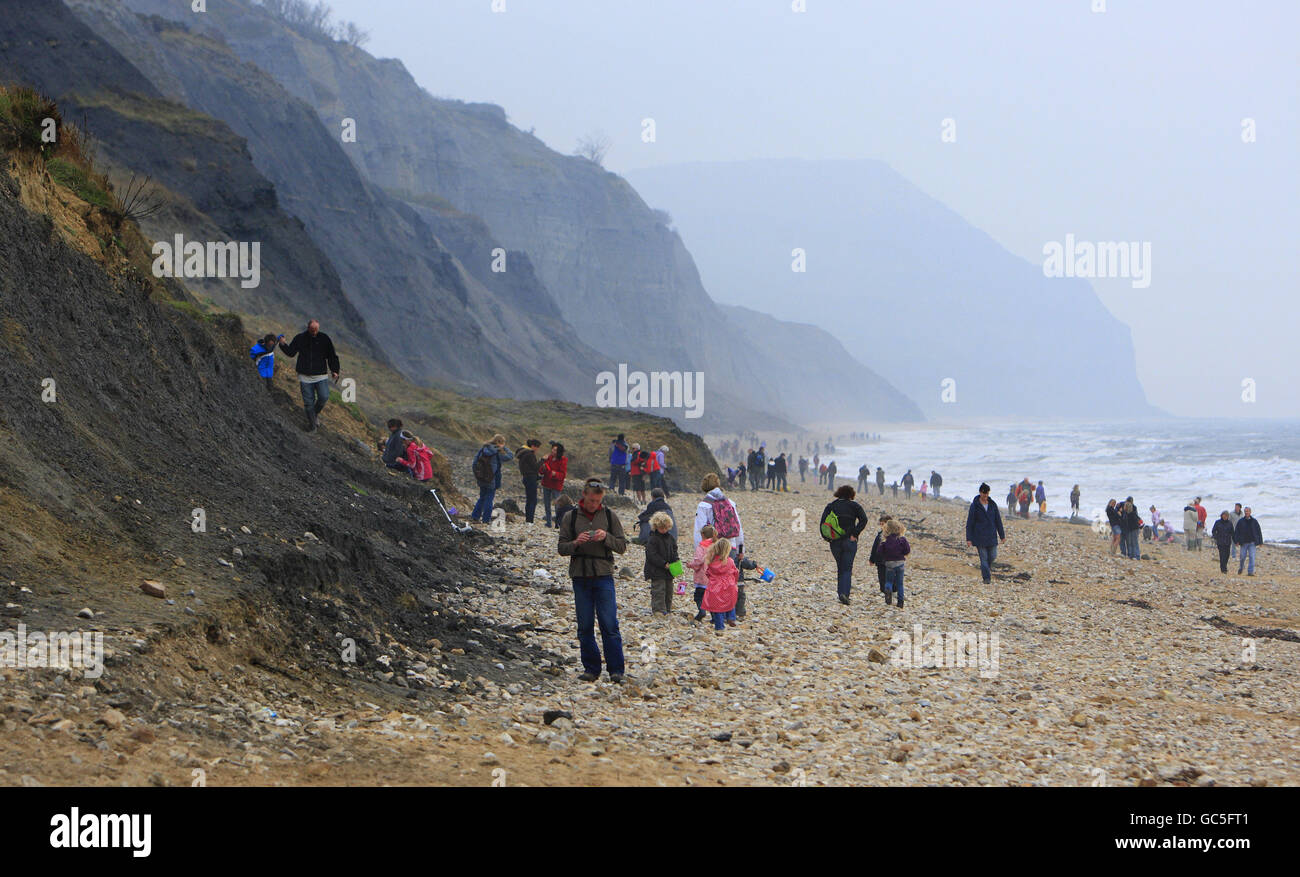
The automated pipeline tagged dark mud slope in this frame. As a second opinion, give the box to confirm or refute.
[0,163,553,702]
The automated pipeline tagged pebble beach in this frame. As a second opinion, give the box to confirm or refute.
[465,476,1300,786]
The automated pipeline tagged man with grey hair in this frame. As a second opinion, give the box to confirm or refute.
[1233,507,1263,576]
[278,319,340,431]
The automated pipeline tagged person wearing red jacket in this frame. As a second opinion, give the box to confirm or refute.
[628,443,647,503]
[539,442,568,527]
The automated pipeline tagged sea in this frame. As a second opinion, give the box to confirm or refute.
[824,419,1300,543]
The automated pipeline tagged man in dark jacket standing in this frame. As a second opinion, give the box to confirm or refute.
[558,480,628,682]
[965,483,1007,584]
[1234,507,1263,576]
[516,439,543,524]
[608,434,630,496]
[930,470,942,499]
[278,319,340,431]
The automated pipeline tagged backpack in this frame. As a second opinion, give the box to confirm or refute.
[820,507,846,541]
[709,497,741,539]
[472,447,494,484]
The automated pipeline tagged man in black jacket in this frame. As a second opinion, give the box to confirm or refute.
[516,439,543,524]
[278,320,341,431]
[1234,507,1263,576]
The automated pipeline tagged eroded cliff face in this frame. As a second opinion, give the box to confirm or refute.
[54,0,611,402]
[111,0,923,426]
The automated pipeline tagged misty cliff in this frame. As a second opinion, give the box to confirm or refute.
[627,159,1154,419]
[110,0,923,426]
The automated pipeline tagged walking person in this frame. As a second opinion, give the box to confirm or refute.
[1035,481,1047,518]
[249,333,282,391]
[516,439,543,524]
[1229,503,1243,559]
[1069,484,1081,518]
[902,469,915,499]
[1211,511,1234,574]
[879,519,911,608]
[798,456,808,483]
[539,441,568,528]
[857,465,869,493]
[277,319,340,431]
[558,479,628,682]
[470,435,513,524]
[1234,507,1263,576]
[876,467,886,495]
[820,485,869,605]
[609,434,630,496]
[825,460,837,491]
[965,483,1006,585]
[1195,497,1208,548]
[929,470,942,499]
[692,473,747,618]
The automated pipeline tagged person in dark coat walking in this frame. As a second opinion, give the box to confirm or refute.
[278,320,340,431]
[1211,511,1234,574]
[821,485,869,605]
[1234,507,1263,575]
[965,483,1007,584]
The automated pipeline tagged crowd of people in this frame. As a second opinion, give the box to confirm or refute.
[252,350,1276,683]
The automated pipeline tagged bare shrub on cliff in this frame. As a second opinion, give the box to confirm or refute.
[574,131,612,167]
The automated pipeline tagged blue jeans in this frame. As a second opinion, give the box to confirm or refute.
[472,482,496,523]
[829,537,858,597]
[884,564,905,602]
[299,379,329,422]
[542,487,560,526]
[1238,542,1257,574]
[522,476,539,523]
[1124,530,1140,559]
[572,576,624,675]
[976,544,998,582]
[711,609,736,630]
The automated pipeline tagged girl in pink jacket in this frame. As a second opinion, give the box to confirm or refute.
[685,526,715,622]
[701,538,739,632]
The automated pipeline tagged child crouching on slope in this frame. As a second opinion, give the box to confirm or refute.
[686,525,715,622]
[701,537,739,633]
[880,519,911,608]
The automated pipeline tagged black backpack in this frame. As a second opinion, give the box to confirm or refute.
[472,447,494,483]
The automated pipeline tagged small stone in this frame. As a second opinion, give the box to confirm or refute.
[867,648,888,664]
[98,709,126,730]
[76,607,94,619]
[140,581,166,599]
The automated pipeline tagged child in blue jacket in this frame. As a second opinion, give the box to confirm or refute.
[249,333,282,390]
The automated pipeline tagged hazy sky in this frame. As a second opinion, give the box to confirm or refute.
[328,0,1298,417]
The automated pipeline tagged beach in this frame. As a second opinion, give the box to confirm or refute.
[447,475,1300,785]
